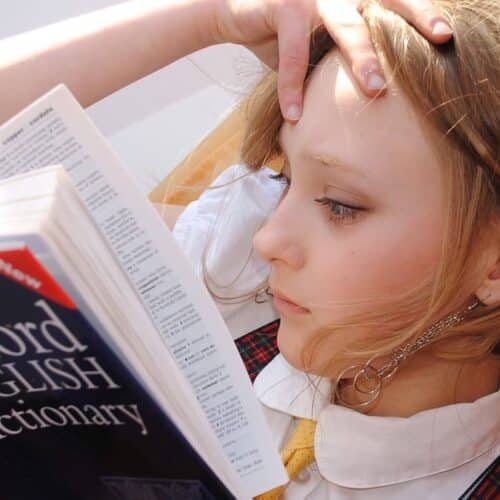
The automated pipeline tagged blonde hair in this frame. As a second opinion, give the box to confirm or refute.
[238,0,500,369]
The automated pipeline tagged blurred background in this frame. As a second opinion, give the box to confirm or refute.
[1,0,265,194]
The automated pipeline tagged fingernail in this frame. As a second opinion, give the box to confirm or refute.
[285,104,301,121]
[366,72,386,91]
[431,19,453,37]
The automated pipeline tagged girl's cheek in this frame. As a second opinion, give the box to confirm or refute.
[310,232,437,316]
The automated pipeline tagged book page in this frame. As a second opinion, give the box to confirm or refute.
[0,86,287,497]
[0,170,215,434]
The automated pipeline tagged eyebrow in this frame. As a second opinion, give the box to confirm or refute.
[311,153,367,178]
[278,134,366,178]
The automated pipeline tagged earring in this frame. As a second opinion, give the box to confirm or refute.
[255,285,273,304]
[332,299,481,410]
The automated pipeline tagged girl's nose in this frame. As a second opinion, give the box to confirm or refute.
[252,201,305,270]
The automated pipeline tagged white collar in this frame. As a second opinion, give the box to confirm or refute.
[254,354,500,488]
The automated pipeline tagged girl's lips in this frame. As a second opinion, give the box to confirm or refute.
[272,290,310,315]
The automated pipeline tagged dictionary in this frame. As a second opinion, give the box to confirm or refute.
[0,86,287,499]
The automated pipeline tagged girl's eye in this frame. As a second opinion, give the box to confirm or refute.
[268,173,365,223]
[268,172,290,187]
[268,172,290,203]
[314,197,363,222]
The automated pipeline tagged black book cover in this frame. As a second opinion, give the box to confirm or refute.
[0,244,235,500]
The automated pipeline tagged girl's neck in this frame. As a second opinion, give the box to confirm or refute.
[357,353,500,418]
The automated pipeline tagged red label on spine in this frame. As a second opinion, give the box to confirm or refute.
[0,246,76,309]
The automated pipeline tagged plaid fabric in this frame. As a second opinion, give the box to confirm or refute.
[235,319,280,382]
[459,455,500,499]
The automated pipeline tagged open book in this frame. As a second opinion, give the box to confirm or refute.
[0,86,287,499]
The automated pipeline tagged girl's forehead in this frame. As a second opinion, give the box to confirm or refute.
[280,50,442,186]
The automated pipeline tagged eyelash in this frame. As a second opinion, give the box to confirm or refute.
[268,173,364,223]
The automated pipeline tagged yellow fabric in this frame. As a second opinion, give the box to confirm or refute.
[148,98,284,207]
[148,101,247,206]
[255,418,317,500]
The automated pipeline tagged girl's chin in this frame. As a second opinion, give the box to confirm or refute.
[277,327,342,378]
[277,328,322,374]
[276,328,305,369]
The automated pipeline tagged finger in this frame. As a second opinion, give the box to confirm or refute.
[380,0,453,42]
[276,3,312,121]
[318,0,386,97]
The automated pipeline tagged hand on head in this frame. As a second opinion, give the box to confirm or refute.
[216,0,452,121]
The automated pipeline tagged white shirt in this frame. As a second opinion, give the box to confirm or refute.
[172,164,499,499]
[255,353,499,499]
[172,163,282,339]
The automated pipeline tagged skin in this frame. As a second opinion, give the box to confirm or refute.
[252,50,500,416]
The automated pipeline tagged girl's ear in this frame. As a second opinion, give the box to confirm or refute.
[475,256,500,306]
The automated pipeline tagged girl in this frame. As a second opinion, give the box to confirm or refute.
[3,0,494,498]
[172,0,499,498]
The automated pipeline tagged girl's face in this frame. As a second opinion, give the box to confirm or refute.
[253,50,446,376]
